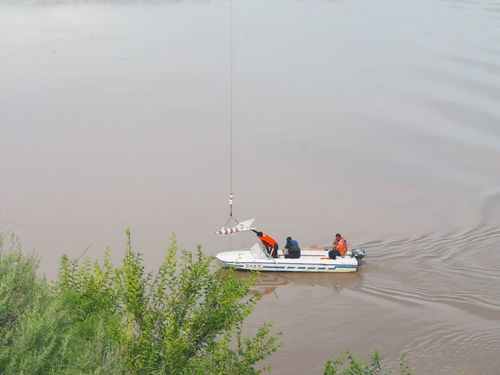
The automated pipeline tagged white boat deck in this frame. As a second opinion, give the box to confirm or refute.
[216,243,359,272]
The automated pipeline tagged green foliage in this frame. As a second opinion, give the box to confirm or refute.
[106,232,282,374]
[0,231,282,375]
[0,292,124,375]
[0,235,124,375]
[324,349,414,375]
[398,354,414,375]
[0,235,42,335]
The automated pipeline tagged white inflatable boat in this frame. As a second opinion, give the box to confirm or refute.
[216,243,365,273]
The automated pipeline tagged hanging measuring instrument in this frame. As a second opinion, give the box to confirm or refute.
[215,0,256,236]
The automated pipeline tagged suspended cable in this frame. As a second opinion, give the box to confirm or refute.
[227,0,238,225]
[215,0,256,235]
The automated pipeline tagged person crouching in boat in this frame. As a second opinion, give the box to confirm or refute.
[284,236,301,259]
[328,233,347,259]
[253,230,279,258]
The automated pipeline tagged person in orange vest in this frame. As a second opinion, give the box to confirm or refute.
[253,230,279,258]
[328,233,348,259]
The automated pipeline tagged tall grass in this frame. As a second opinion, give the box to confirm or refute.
[0,234,41,334]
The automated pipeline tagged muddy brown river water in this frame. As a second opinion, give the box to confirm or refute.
[1,0,500,373]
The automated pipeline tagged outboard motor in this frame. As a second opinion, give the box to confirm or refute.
[351,248,366,262]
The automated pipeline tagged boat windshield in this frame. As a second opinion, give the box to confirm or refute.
[250,243,268,259]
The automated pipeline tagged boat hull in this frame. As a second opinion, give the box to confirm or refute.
[216,244,359,273]
[220,261,358,272]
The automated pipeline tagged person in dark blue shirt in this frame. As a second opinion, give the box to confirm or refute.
[284,236,301,259]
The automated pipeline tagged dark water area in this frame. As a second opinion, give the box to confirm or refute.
[1,0,500,373]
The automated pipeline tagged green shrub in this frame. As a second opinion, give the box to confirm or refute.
[0,234,42,335]
[0,234,124,375]
[324,349,414,375]
[0,230,282,375]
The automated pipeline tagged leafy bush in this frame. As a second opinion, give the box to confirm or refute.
[0,231,282,375]
[0,234,42,335]
[324,349,414,375]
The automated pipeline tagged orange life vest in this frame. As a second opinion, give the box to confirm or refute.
[334,237,348,255]
[260,234,277,248]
